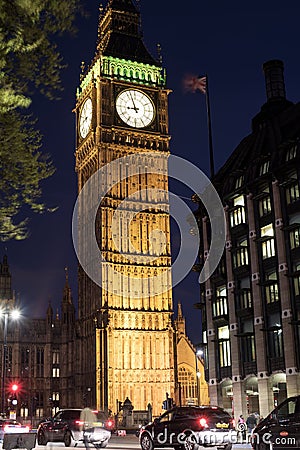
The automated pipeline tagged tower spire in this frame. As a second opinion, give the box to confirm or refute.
[107,0,138,12]
[0,254,13,301]
[176,302,186,336]
[62,267,73,305]
[95,0,159,65]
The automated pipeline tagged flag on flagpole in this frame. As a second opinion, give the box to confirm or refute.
[184,73,215,178]
[184,75,207,94]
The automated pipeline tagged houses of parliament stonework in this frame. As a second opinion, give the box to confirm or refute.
[0,0,207,421]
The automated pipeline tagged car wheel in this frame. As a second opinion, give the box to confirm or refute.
[37,430,48,445]
[64,431,73,447]
[180,434,195,450]
[99,439,109,448]
[182,431,199,450]
[254,442,271,450]
[140,433,154,450]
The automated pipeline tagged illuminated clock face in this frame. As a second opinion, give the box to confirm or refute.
[116,89,155,128]
[79,98,92,138]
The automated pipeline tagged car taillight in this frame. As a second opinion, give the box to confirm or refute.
[75,420,84,426]
[105,419,115,429]
[199,418,207,427]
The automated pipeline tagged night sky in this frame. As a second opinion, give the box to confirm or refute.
[2,0,300,344]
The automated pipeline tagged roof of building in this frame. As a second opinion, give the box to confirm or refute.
[213,60,300,198]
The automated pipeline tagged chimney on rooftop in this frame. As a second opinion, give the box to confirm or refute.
[263,59,286,101]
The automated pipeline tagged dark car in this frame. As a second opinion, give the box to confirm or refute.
[251,395,300,450]
[139,405,237,450]
[37,408,111,448]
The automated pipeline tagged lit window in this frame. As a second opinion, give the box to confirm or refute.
[261,224,274,237]
[237,289,252,310]
[230,195,246,227]
[212,286,228,318]
[233,238,249,267]
[261,224,275,259]
[52,392,60,401]
[52,350,59,364]
[218,325,229,340]
[218,326,231,367]
[259,160,270,176]
[178,367,197,404]
[293,262,300,296]
[290,226,300,249]
[286,145,297,162]
[258,195,272,217]
[286,172,300,204]
[235,175,244,189]
[52,368,60,378]
[265,271,279,304]
[286,182,300,204]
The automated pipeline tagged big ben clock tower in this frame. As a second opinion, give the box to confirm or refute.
[74,0,176,417]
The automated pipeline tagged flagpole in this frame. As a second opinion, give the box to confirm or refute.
[204,74,215,179]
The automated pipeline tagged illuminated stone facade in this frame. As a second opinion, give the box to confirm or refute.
[74,0,175,417]
[175,302,210,407]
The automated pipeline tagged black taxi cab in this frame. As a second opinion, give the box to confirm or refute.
[139,405,236,450]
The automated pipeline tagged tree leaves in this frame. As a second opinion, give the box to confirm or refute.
[0,0,82,240]
[0,111,55,240]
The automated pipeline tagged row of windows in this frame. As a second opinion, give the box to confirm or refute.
[230,224,300,272]
[2,348,60,378]
[229,175,300,230]
[211,277,280,319]
[211,318,284,369]
[233,144,298,190]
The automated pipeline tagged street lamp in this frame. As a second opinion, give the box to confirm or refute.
[0,305,21,414]
[195,349,203,406]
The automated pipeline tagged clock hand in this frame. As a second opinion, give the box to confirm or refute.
[129,91,138,112]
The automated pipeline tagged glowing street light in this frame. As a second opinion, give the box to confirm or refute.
[195,348,204,405]
[0,304,21,414]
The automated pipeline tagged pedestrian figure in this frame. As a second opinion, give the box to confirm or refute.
[237,414,246,442]
[80,405,97,449]
[246,413,257,435]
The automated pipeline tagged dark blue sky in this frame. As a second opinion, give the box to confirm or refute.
[2,0,300,344]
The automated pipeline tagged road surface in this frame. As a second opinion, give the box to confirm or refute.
[28,434,252,450]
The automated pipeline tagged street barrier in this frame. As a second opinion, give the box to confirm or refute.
[3,432,36,450]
